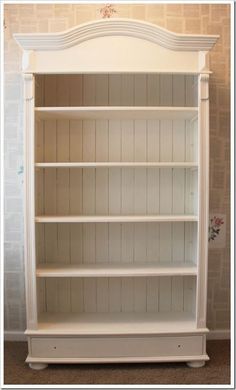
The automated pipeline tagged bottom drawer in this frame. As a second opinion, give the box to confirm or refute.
[30,335,203,359]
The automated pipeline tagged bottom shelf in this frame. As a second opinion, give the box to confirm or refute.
[29,312,200,335]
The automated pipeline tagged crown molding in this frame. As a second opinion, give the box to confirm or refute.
[14,18,219,52]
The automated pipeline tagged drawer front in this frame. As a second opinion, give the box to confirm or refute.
[31,335,203,358]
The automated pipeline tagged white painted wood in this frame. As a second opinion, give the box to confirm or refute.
[28,312,205,335]
[35,215,198,223]
[36,162,198,168]
[36,262,197,278]
[30,335,203,359]
[21,20,215,365]
[23,74,38,330]
[196,74,210,328]
[26,354,209,364]
[35,107,198,120]
[29,363,48,370]
[14,19,218,52]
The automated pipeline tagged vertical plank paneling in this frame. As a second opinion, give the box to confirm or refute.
[109,168,121,215]
[96,168,108,214]
[146,223,159,262]
[57,279,71,313]
[109,120,121,162]
[172,169,185,214]
[122,168,134,214]
[70,120,83,162]
[83,224,95,264]
[71,279,84,312]
[109,278,121,312]
[45,279,58,312]
[83,279,97,313]
[160,168,172,214]
[69,169,82,214]
[83,75,96,106]
[109,74,121,105]
[173,120,185,162]
[159,277,171,311]
[173,75,185,107]
[83,169,95,215]
[159,223,172,262]
[44,75,57,106]
[147,120,160,162]
[97,278,109,312]
[134,75,147,106]
[121,224,134,263]
[171,276,184,312]
[121,120,134,162]
[35,75,44,106]
[184,222,193,263]
[56,75,69,106]
[95,75,108,106]
[185,75,195,107]
[82,120,95,162]
[57,224,70,264]
[160,75,172,106]
[109,224,121,262]
[147,75,160,106]
[96,224,109,263]
[69,75,83,106]
[147,168,159,215]
[184,277,196,313]
[134,224,146,263]
[134,278,146,312]
[160,120,172,162]
[147,277,159,312]
[44,120,56,215]
[134,168,146,214]
[44,224,57,263]
[121,278,134,312]
[70,224,83,264]
[172,222,185,263]
[134,120,146,162]
[96,120,108,161]
[37,279,46,313]
[121,74,134,105]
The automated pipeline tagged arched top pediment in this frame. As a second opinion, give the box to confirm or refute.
[14,18,218,52]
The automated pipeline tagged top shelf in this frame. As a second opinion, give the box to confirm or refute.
[35,107,198,120]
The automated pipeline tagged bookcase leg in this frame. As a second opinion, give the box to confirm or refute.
[29,363,48,370]
[186,360,205,368]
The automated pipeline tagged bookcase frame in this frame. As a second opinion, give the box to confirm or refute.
[14,18,218,369]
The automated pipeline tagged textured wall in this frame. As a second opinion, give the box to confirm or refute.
[4,4,230,332]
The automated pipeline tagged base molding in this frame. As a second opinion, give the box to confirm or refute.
[4,329,230,342]
[26,354,210,365]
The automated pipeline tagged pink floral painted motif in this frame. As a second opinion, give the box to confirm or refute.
[100,4,117,19]
[208,216,224,242]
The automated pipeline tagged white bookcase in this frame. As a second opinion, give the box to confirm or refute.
[14,19,218,369]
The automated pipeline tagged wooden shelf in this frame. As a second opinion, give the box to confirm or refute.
[27,312,198,336]
[36,262,197,278]
[35,106,198,120]
[35,162,198,169]
[35,215,198,223]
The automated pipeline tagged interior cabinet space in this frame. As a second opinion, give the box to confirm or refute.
[35,74,198,107]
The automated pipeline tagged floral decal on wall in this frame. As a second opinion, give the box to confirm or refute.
[208,216,224,242]
[208,214,226,249]
[99,4,117,19]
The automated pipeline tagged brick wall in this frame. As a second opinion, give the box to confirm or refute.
[4,3,230,332]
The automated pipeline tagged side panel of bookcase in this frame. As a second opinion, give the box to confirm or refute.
[23,74,38,330]
[196,74,210,328]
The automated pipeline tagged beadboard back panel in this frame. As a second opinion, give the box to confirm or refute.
[37,276,197,315]
[35,74,198,107]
